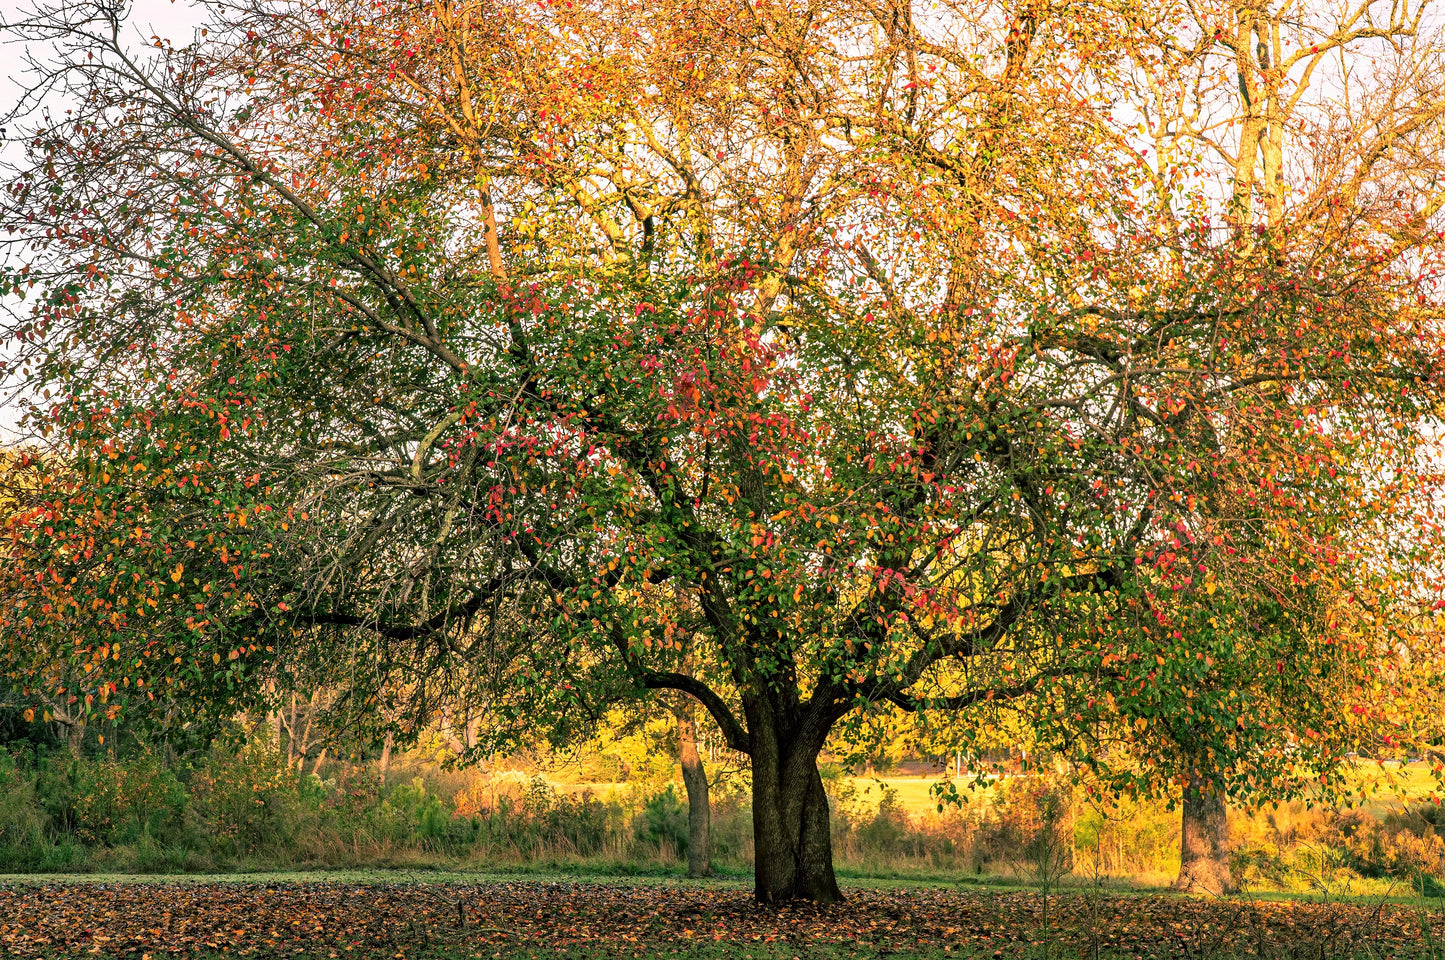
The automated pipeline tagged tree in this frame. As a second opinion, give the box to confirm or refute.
[1094,0,1445,892]
[3,0,1443,903]
[673,698,713,878]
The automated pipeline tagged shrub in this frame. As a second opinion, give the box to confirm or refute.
[707,790,752,865]
[853,786,912,857]
[187,739,299,855]
[632,784,688,855]
[456,774,623,859]
[1074,793,1179,879]
[69,751,185,846]
[375,777,469,850]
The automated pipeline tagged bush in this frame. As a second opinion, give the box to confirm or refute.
[10,726,1432,890]
[455,774,624,859]
[827,779,966,870]
[187,739,300,855]
[1378,803,1445,884]
[1227,799,1445,895]
[706,790,752,865]
[374,777,470,850]
[632,784,688,855]
[854,786,912,857]
[972,777,1074,876]
[69,751,185,846]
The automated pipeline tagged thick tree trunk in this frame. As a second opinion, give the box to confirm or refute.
[677,705,712,878]
[1175,768,1236,894]
[750,727,841,904]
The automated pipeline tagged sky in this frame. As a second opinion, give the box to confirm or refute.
[0,0,210,442]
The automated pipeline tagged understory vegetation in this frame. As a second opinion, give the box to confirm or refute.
[2,735,1441,902]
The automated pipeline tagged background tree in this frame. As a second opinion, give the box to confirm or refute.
[1082,0,1445,892]
[2,0,1443,903]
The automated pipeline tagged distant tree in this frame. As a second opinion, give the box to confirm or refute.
[2,0,1443,902]
[1086,0,1445,893]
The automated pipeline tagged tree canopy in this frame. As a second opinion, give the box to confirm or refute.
[2,0,1444,901]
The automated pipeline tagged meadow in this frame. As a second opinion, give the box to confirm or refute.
[2,737,1441,903]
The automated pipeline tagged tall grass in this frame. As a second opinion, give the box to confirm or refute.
[1,739,1442,899]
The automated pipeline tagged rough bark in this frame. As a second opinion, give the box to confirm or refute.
[1175,768,1237,895]
[677,704,713,878]
[749,710,841,904]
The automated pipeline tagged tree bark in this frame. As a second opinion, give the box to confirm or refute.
[1175,767,1236,895]
[676,704,712,878]
[379,730,394,788]
[287,693,301,766]
[749,713,841,904]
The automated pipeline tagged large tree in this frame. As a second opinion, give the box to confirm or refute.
[2,0,1443,902]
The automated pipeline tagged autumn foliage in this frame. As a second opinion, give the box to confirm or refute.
[2,878,1444,958]
[2,0,1444,902]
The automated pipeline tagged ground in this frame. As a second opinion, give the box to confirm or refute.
[1,873,1442,959]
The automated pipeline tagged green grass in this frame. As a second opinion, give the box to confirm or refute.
[0,865,746,886]
[2,864,1441,908]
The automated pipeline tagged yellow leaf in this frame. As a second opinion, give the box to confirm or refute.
[171,563,184,583]
[213,652,221,665]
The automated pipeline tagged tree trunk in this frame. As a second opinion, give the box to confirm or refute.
[1175,767,1236,894]
[379,730,394,788]
[287,693,301,766]
[750,723,841,904]
[677,704,712,878]
[295,689,321,771]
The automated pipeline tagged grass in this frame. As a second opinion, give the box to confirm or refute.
[2,862,1441,906]
[843,775,979,814]
[844,761,1442,822]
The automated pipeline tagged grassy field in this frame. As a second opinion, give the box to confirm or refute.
[841,762,1442,822]
[3,744,1436,906]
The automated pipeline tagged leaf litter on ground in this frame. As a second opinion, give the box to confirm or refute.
[1,878,1442,959]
